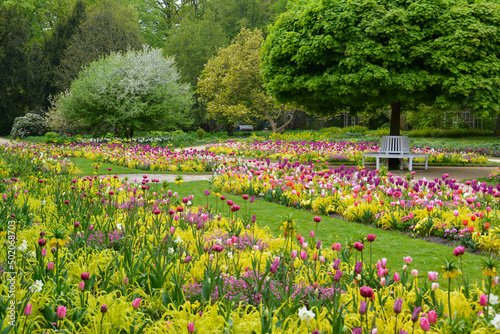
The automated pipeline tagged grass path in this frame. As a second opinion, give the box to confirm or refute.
[173,180,488,289]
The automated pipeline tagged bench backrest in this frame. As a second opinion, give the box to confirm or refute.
[380,136,410,154]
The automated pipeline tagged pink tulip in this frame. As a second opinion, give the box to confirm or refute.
[57,306,67,319]
[411,269,419,277]
[78,281,85,291]
[132,298,141,309]
[420,317,430,331]
[309,231,315,237]
[313,216,321,223]
[188,322,195,333]
[480,294,488,307]
[291,250,297,259]
[300,251,307,261]
[24,303,32,316]
[403,256,413,264]
[427,310,437,324]
[393,272,400,282]
[366,234,376,242]
[332,243,341,251]
[453,246,465,257]
[427,271,438,281]
[47,262,54,271]
[431,282,439,290]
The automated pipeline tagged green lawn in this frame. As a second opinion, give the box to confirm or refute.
[170,180,488,289]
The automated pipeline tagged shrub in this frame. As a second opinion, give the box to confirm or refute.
[46,92,83,135]
[10,113,47,138]
[341,125,368,134]
[196,128,206,140]
[44,132,62,143]
[406,128,492,138]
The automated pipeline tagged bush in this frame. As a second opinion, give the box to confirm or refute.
[10,113,47,139]
[196,128,206,140]
[341,125,368,134]
[406,128,492,138]
[44,132,62,143]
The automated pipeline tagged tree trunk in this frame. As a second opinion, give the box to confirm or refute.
[494,113,500,137]
[263,108,295,133]
[389,102,401,170]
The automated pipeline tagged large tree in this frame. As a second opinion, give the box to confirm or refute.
[55,0,143,91]
[198,28,295,134]
[262,0,500,138]
[59,47,194,137]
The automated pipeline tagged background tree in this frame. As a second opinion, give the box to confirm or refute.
[55,0,143,91]
[59,47,194,137]
[262,0,500,138]
[198,28,295,134]
[0,4,49,135]
[42,0,86,102]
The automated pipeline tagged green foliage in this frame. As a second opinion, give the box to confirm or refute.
[198,28,295,134]
[60,46,194,137]
[196,128,206,140]
[406,128,493,138]
[42,0,86,100]
[262,0,500,128]
[43,131,62,143]
[55,0,143,91]
[164,13,227,86]
[0,5,48,135]
[341,125,368,134]
[10,113,47,138]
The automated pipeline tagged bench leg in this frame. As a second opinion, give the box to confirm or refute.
[425,157,428,170]
[362,156,365,167]
[409,158,413,171]
[376,157,380,170]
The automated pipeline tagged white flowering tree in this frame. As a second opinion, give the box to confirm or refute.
[60,46,194,137]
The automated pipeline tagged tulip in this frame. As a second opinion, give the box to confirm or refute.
[480,294,488,306]
[354,261,363,274]
[313,216,321,223]
[332,258,341,270]
[124,277,129,285]
[420,317,430,331]
[403,256,413,264]
[411,306,421,323]
[366,234,376,242]
[188,322,195,333]
[291,250,297,259]
[78,281,85,291]
[41,249,47,257]
[316,240,321,249]
[428,271,438,281]
[57,306,67,319]
[393,298,403,314]
[333,270,343,282]
[184,256,192,263]
[132,298,141,309]
[453,246,465,257]
[427,310,437,324]
[393,272,400,282]
[242,194,249,200]
[359,286,374,299]
[101,304,108,313]
[24,303,32,316]
[332,243,341,251]
[231,236,238,244]
[359,301,368,315]
[380,277,386,286]
[81,272,90,281]
[47,262,54,271]
[353,242,364,251]
[431,282,439,290]
[411,269,418,277]
[270,257,280,274]
[300,251,307,261]
[309,231,315,237]
[38,238,46,246]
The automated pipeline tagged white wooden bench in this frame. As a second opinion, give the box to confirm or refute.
[362,136,428,171]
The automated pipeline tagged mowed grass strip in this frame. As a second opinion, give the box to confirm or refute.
[175,180,488,289]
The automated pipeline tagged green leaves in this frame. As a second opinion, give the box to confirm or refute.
[262,0,500,121]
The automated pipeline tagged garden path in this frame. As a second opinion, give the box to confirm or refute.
[0,138,496,183]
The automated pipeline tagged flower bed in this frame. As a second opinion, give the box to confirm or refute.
[211,164,500,254]
[207,140,489,165]
[1,149,500,333]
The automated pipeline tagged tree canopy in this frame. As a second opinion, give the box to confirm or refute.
[198,28,295,134]
[60,47,194,137]
[55,0,143,91]
[262,0,500,135]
